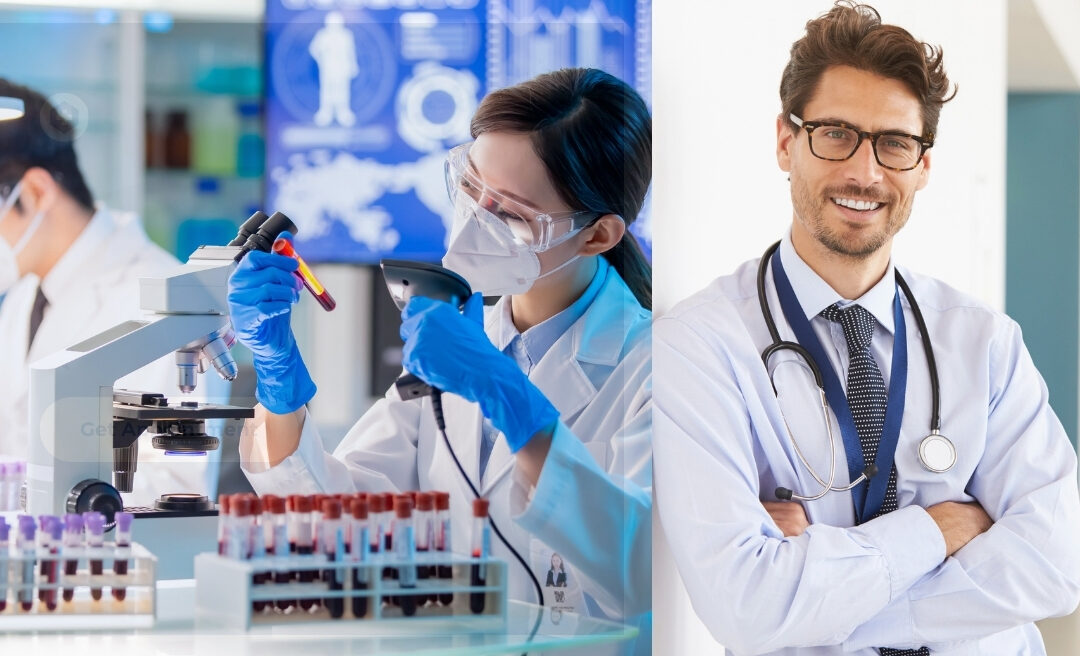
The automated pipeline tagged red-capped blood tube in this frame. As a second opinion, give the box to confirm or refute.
[415,492,434,604]
[349,497,370,618]
[294,496,318,611]
[322,498,345,618]
[394,496,418,616]
[269,496,294,612]
[434,491,453,605]
[470,498,491,614]
[272,238,336,311]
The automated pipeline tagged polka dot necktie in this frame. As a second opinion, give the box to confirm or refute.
[821,303,929,656]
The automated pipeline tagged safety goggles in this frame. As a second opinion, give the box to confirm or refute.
[444,143,602,252]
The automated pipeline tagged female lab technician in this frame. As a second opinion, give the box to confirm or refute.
[229,67,652,633]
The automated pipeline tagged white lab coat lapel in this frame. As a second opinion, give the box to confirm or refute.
[480,335,596,495]
[478,267,637,494]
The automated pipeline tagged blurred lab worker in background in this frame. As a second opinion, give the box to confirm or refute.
[232,67,652,651]
[0,79,216,506]
[654,3,1080,655]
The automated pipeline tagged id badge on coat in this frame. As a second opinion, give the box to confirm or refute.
[531,540,586,615]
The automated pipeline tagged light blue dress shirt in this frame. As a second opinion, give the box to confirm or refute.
[479,257,607,479]
[654,233,1080,655]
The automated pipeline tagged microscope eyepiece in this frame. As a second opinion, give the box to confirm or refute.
[228,210,269,247]
[234,211,298,262]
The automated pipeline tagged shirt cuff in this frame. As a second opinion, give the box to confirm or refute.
[510,421,598,528]
[239,405,327,495]
[850,505,945,599]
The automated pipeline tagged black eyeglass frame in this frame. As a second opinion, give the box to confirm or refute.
[789,113,935,172]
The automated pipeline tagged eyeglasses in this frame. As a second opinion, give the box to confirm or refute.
[444,143,601,250]
[789,113,934,172]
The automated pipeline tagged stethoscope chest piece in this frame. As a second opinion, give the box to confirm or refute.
[918,432,956,473]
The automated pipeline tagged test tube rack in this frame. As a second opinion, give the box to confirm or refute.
[0,542,156,630]
[194,551,508,632]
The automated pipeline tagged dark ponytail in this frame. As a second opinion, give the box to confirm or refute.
[470,68,652,310]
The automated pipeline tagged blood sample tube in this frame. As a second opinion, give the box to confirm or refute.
[349,497,370,619]
[249,498,269,612]
[17,516,35,611]
[229,497,252,561]
[394,496,418,617]
[310,494,326,552]
[434,491,453,605]
[217,494,232,556]
[294,496,317,611]
[272,237,336,311]
[415,492,434,604]
[112,512,133,602]
[260,495,277,558]
[287,494,300,555]
[84,512,105,601]
[46,519,61,611]
[0,518,8,613]
[62,514,83,603]
[470,498,491,614]
[37,516,56,610]
[269,495,293,612]
[0,463,8,512]
[368,493,383,558]
[381,492,395,585]
[9,462,25,511]
[321,498,344,618]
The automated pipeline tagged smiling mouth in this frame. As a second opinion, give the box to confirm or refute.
[832,197,884,212]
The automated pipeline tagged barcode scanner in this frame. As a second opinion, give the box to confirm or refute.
[379,259,472,401]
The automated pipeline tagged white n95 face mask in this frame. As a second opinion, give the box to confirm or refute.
[0,182,46,295]
[442,193,584,297]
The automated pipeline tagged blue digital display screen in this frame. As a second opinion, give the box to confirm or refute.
[264,0,651,264]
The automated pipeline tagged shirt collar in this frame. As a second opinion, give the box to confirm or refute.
[778,230,896,335]
[39,206,113,302]
[491,256,609,361]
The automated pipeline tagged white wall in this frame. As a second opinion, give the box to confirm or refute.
[652,1,1008,652]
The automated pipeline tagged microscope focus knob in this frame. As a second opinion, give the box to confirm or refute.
[67,479,124,528]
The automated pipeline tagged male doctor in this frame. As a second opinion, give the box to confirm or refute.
[655,3,1080,655]
[0,79,215,505]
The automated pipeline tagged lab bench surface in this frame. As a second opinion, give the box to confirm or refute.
[0,579,638,655]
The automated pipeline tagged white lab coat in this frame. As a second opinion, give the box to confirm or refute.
[241,264,652,647]
[0,207,214,506]
[654,237,1080,655]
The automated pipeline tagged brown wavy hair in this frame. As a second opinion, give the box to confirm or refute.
[780,1,956,140]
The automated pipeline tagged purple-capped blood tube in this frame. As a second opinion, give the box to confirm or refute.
[113,512,133,602]
[62,514,83,603]
[0,518,10,612]
[84,512,105,601]
[17,516,35,611]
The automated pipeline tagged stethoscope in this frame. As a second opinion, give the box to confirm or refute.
[757,241,956,502]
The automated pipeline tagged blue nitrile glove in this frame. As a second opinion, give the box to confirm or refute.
[400,292,559,452]
[227,231,317,414]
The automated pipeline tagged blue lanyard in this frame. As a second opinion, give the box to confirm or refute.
[771,249,908,522]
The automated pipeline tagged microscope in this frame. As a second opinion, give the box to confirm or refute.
[25,211,295,578]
